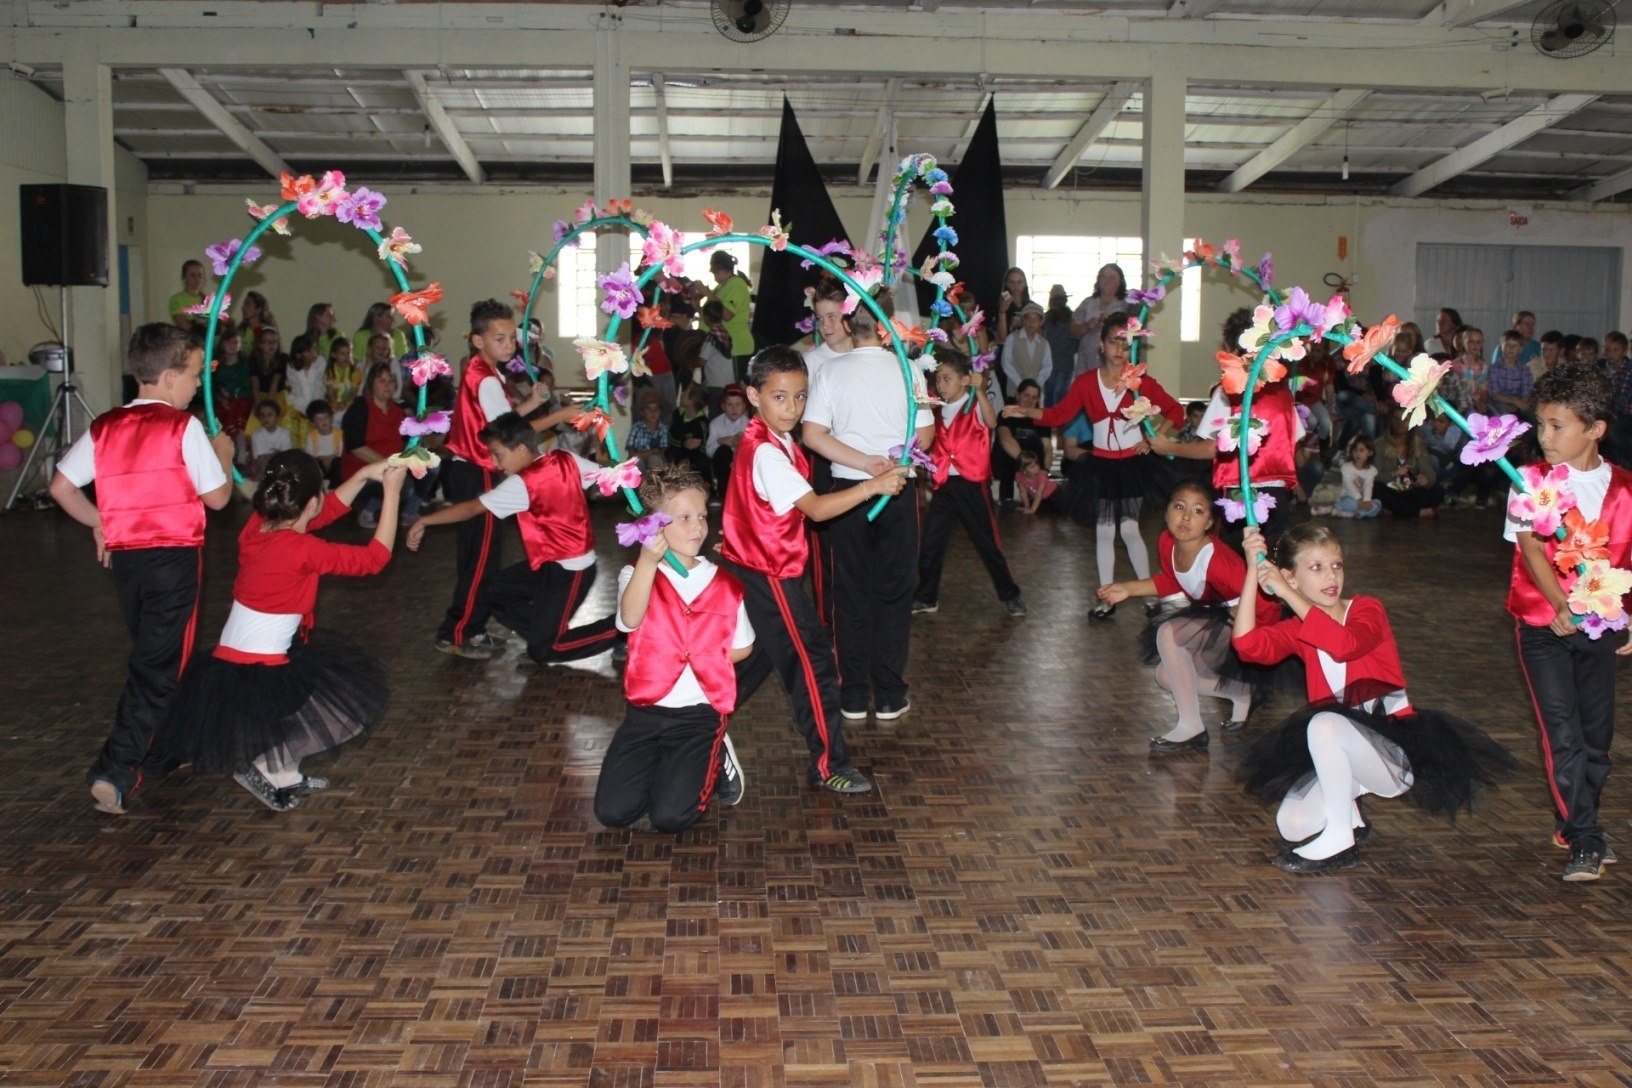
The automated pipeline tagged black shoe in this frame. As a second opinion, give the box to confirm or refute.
[911,600,939,615]
[811,765,873,794]
[1353,798,1371,846]
[875,699,911,721]
[1148,731,1209,753]
[1220,718,1249,735]
[1143,599,1161,617]
[1564,845,1606,882]
[1005,595,1027,618]
[1274,845,1361,874]
[1089,604,1116,622]
[716,734,744,807]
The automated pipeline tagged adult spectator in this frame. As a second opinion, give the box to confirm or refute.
[341,360,417,527]
[1041,285,1075,406]
[1068,263,1128,375]
[1423,306,1462,357]
[354,301,409,363]
[1490,309,1540,371]
[993,267,1033,346]
[168,260,207,330]
[703,250,754,382]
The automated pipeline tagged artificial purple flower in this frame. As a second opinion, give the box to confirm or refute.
[598,263,641,320]
[1579,610,1630,641]
[615,511,673,548]
[1460,412,1532,466]
[335,186,386,232]
[612,380,630,408]
[794,315,816,336]
[887,437,937,472]
[205,238,260,276]
[1257,253,1274,287]
[799,238,854,270]
[1216,489,1278,525]
[552,219,580,249]
[927,327,949,344]
[1272,287,1316,334]
[506,356,531,375]
[971,351,996,373]
[1127,283,1167,307]
[399,410,451,437]
[929,181,953,196]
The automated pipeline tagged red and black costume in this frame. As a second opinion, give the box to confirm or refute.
[437,356,509,647]
[595,563,747,834]
[1209,382,1299,547]
[1035,368,1184,523]
[721,416,852,783]
[915,396,1021,609]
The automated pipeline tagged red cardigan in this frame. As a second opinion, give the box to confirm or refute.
[1233,595,1410,713]
[1153,531,1282,627]
[1035,370,1183,459]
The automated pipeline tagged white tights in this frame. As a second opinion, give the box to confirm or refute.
[1276,711,1412,860]
[1096,516,1150,588]
[1155,617,1254,742]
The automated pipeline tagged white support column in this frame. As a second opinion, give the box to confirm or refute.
[1141,69,1185,390]
[1390,93,1597,197]
[1217,88,1370,193]
[651,72,673,190]
[63,42,121,408]
[593,12,631,284]
[857,77,902,186]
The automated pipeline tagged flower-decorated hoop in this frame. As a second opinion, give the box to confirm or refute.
[199,171,444,480]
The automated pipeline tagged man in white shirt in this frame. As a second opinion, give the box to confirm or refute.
[801,307,935,721]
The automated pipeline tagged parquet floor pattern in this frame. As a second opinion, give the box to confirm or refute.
[2,496,1632,1088]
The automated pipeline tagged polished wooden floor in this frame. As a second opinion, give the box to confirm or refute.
[3,491,1631,1088]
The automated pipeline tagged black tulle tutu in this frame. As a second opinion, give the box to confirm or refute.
[1240,689,1515,819]
[1061,452,1169,524]
[163,627,388,773]
[1137,600,1305,705]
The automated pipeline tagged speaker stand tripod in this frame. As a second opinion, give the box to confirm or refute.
[4,286,97,513]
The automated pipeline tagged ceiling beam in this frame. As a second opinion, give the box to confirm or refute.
[1167,0,1225,16]
[156,67,289,179]
[1390,92,1597,196]
[949,92,992,163]
[1217,88,1369,193]
[1569,164,1632,202]
[651,72,673,189]
[1429,0,1537,29]
[857,77,902,186]
[1041,81,1138,190]
[405,71,485,185]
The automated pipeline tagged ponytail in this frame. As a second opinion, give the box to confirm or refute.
[254,450,325,522]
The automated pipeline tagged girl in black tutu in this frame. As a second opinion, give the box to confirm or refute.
[1233,522,1513,874]
[1097,480,1283,753]
[164,451,405,811]
[1004,313,1185,621]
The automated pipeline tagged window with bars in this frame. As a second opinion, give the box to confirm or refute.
[1014,235,1202,343]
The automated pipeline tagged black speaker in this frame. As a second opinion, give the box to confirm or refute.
[19,183,109,287]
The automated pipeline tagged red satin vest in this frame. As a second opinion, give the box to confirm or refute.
[930,398,993,487]
[624,567,743,713]
[1213,383,1298,489]
[1507,463,1632,625]
[514,452,596,570]
[90,403,206,550]
[720,417,810,580]
[445,356,504,468]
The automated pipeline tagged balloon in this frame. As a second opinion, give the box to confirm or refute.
[0,444,21,471]
[11,429,33,450]
[0,402,21,431]
[0,421,11,445]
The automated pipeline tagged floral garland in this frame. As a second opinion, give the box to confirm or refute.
[197,170,441,480]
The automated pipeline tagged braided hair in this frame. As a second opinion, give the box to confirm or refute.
[254,450,325,523]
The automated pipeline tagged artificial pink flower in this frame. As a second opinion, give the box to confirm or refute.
[408,353,451,387]
[1214,413,1267,456]
[1508,462,1578,538]
[758,209,792,252]
[1568,558,1632,623]
[296,170,348,218]
[589,458,642,498]
[398,410,451,437]
[640,221,685,277]
[386,447,440,478]
[1391,353,1453,427]
[575,338,629,381]
[1120,397,1157,427]
[377,226,421,269]
[181,291,230,317]
[244,199,291,236]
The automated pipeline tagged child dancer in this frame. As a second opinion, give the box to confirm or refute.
[50,324,236,815]
[407,412,619,666]
[913,350,1025,617]
[436,300,547,659]
[1004,312,1184,620]
[163,452,405,811]
[722,346,907,794]
[1233,522,1511,873]
[595,465,754,832]
[1506,361,1632,881]
[1099,480,1281,752]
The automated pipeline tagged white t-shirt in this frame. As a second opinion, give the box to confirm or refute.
[218,601,303,655]
[700,339,735,389]
[752,430,813,515]
[477,374,512,422]
[306,430,340,459]
[1196,387,1304,489]
[249,426,292,458]
[1504,459,1611,543]
[804,346,933,481]
[287,360,329,415]
[1173,540,1214,600]
[616,557,755,708]
[478,453,601,570]
[707,412,749,457]
[803,341,843,388]
[57,400,228,495]
[1341,462,1378,503]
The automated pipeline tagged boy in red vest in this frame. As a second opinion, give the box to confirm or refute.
[49,323,235,815]
[721,346,907,794]
[913,349,1025,617]
[595,465,755,832]
[436,300,547,659]
[1153,308,1301,549]
[1505,361,1632,882]
[406,412,617,665]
